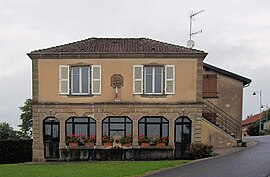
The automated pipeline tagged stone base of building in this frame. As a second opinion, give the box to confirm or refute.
[59,148,174,161]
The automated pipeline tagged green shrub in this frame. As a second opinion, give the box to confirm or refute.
[259,130,266,136]
[187,143,213,160]
[265,129,270,135]
[0,139,32,164]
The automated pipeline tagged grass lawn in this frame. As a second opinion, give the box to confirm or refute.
[0,160,189,177]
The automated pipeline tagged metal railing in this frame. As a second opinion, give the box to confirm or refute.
[203,99,242,140]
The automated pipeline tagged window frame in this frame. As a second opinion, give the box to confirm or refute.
[102,116,133,138]
[65,117,96,137]
[144,65,164,95]
[138,116,169,139]
[71,65,91,95]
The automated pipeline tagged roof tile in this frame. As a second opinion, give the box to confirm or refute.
[30,37,205,54]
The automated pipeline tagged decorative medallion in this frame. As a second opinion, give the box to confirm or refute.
[111,74,124,88]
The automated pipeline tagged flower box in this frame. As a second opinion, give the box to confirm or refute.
[122,142,132,147]
[141,142,150,147]
[103,142,113,147]
[68,142,78,149]
[156,142,166,147]
[84,142,95,147]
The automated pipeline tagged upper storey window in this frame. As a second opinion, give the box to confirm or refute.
[145,66,163,94]
[133,65,175,95]
[203,74,218,98]
[59,65,101,95]
[72,66,90,95]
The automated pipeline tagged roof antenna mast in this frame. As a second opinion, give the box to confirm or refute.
[187,10,205,48]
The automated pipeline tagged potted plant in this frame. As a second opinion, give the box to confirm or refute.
[120,134,133,147]
[154,136,169,147]
[83,134,96,147]
[65,134,80,148]
[138,134,151,147]
[102,133,114,147]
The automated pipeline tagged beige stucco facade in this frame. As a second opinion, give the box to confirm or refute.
[32,56,206,161]
[38,58,198,103]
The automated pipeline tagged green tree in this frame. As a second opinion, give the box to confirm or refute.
[18,98,33,138]
[0,122,19,139]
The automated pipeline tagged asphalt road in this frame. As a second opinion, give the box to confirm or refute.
[146,136,270,177]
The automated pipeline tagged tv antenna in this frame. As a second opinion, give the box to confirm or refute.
[187,10,205,48]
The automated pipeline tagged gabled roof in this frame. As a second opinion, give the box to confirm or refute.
[28,37,207,59]
[203,63,252,86]
[242,113,260,126]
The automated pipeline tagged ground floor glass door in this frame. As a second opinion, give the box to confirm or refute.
[43,117,60,159]
[175,116,191,159]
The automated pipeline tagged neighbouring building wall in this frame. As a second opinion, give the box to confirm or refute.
[201,119,237,148]
[37,58,198,103]
[203,69,244,123]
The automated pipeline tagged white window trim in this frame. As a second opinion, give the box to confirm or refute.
[59,65,69,95]
[71,66,90,95]
[133,65,143,94]
[165,65,175,94]
[91,65,102,95]
[144,66,163,95]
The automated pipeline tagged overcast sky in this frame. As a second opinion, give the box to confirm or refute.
[1,0,270,129]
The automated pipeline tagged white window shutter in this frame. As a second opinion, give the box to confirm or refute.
[165,65,175,94]
[59,65,69,95]
[91,65,101,95]
[133,65,143,94]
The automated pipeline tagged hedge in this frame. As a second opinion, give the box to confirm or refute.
[0,139,32,164]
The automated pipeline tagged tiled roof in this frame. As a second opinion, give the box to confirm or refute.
[242,113,260,126]
[30,37,205,54]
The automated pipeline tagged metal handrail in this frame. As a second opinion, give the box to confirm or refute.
[203,99,242,139]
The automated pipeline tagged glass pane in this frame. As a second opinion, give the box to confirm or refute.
[126,118,132,123]
[183,124,190,143]
[110,130,124,137]
[81,67,89,93]
[139,118,145,123]
[66,124,72,136]
[183,118,191,123]
[67,118,73,123]
[103,118,109,123]
[52,125,59,138]
[162,124,168,137]
[126,124,132,135]
[89,118,96,123]
[110,123,124,130]
[154,67,162,93]
[147,124,160,138]
[146,117,161,123]
[162,118,168,123]
[75,124,87,136]
[139,124,145,135]
[145,67,153,93]
[103,124,109,134]
[90,124,96,136]
[45,124,51,136]
[72,67,80,93]
[74,118,88,122]
[175,124,182,142]
[110,117,125,122]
